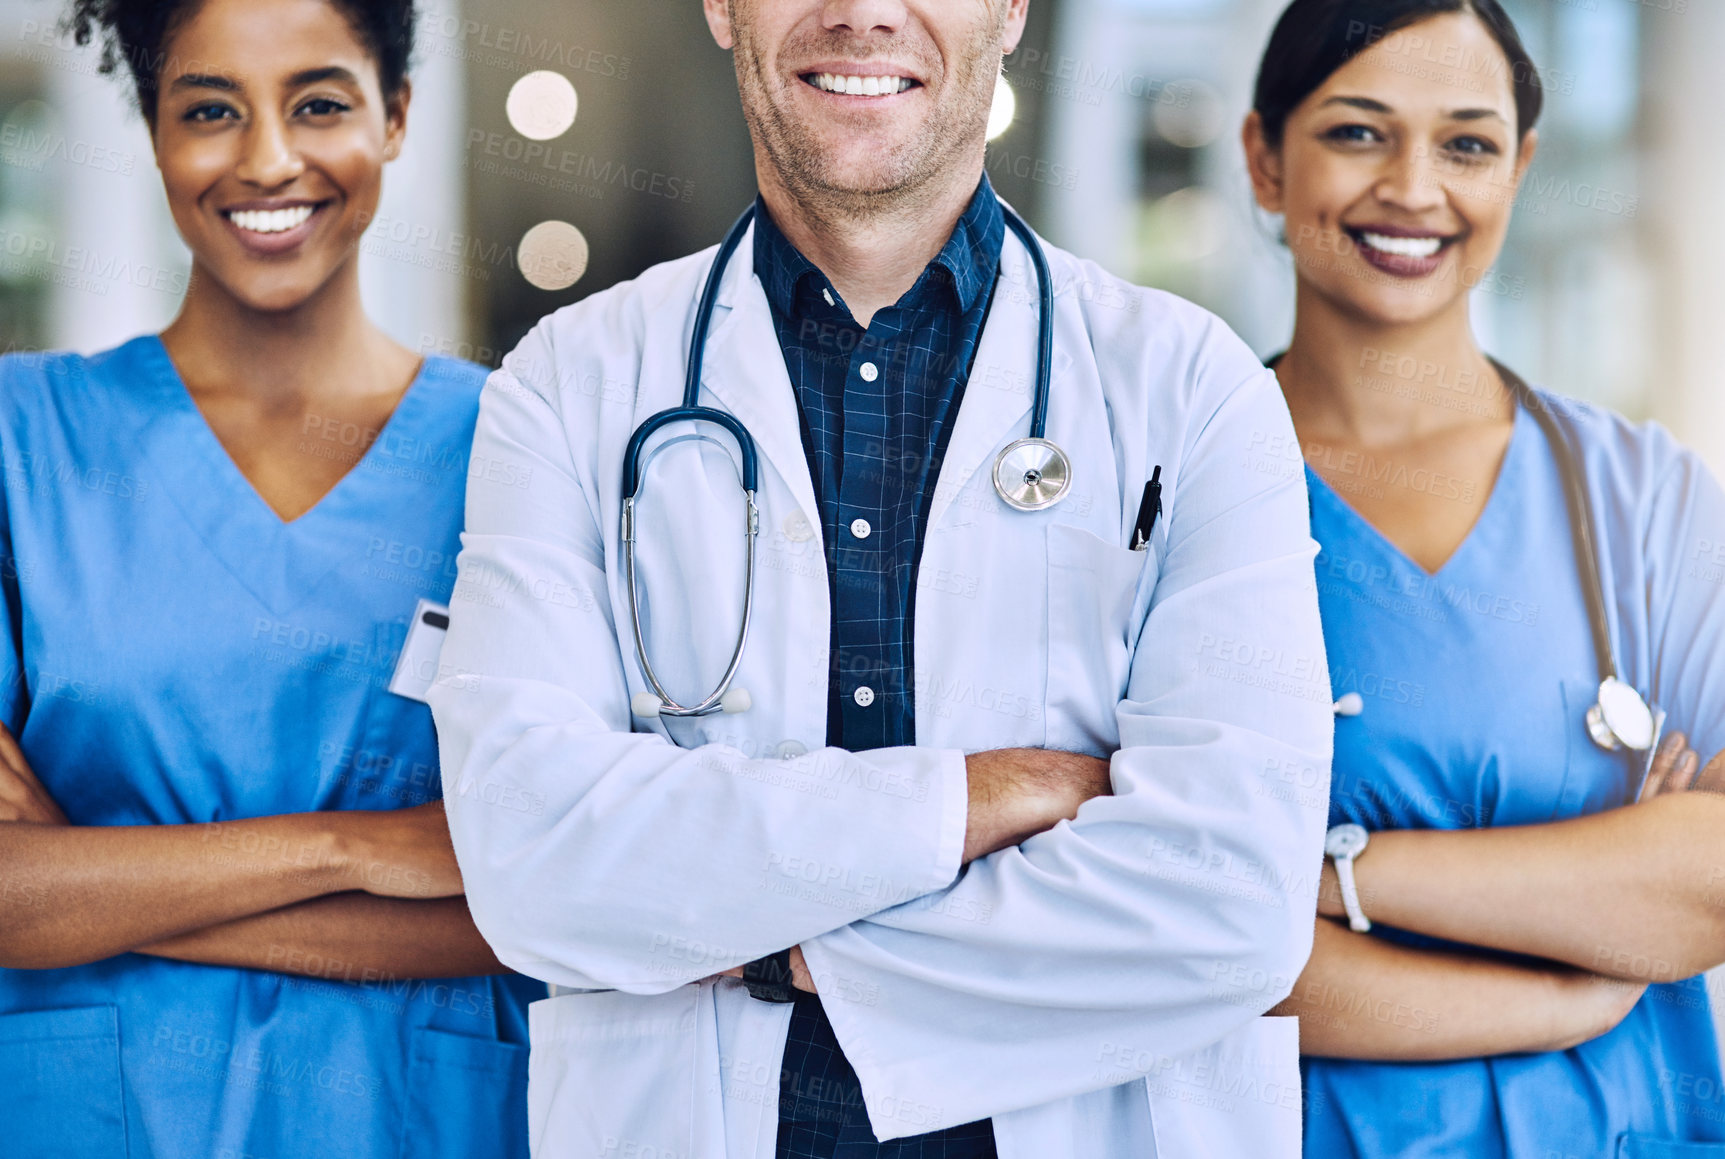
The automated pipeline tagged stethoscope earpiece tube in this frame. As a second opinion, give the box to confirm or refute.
[623,484,758,720]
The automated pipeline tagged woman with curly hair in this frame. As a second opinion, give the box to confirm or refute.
[0,1,538,1155]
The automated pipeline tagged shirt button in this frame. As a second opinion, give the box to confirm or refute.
[849,518,872,539]
[859,362,879,383]
[776,740,808,760]
[783,512,814,543]
[822,288,835,307]
[853,686,876,708]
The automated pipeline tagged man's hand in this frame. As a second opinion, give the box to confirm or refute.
[716,945,818,993]
[786,944,815,992]
[962,748,1113,863]
[706,750,1113,996]
[0,723,68,826]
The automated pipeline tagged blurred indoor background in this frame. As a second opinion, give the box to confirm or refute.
[1,0,1723,1052]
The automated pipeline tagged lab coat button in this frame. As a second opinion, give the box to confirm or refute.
[859,361,880,383]
[776,740,808,759]
[849,518,872,540]
[783,512,814,543]
[853,686,875,707]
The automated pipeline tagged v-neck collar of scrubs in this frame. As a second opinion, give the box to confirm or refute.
[1304,403,1528,582]
[122,334,437,617]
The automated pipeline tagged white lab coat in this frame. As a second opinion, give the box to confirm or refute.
[430,221,1333,1158]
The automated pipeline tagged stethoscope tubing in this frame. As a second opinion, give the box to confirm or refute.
[1000,206,1056,440]
[1497,362,1619,688]
[621,197,1056,720]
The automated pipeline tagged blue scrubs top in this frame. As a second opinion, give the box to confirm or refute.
[1303,400,1725,1158]
[0,337,542,1159]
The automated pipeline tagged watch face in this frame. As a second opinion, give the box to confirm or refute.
[1325,823,1369,859]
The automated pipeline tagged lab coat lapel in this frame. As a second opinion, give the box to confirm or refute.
[695,223,822,524]
[926,228,1041,531]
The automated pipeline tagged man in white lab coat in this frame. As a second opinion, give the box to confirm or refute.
[430,0,1333,1155]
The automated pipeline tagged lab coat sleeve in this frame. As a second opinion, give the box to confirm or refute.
[1639,431,1725,766]
[798,363,1333,1137]
[429,316,968,993]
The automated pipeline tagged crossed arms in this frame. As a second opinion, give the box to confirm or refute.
[0,728,503,980]
[431,324,1332,1129]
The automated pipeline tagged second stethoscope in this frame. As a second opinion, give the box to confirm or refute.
[1331,362,1664,790]
[622,199,1065,720]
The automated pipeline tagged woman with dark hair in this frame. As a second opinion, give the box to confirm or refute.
[0,0,538,1155]
[1242,1,1725,1154]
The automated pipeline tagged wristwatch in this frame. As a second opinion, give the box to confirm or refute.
[741,949,798,1003]
[1324,823,1372,933]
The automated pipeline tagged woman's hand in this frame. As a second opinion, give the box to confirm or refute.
[0,724,67,826]
[1642,732,1701,798]
[1642,731,1725,798]
[1699,750,1725,794]
[328,802,466,899]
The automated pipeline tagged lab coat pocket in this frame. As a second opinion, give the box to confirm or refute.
[1617,1136,1725,1157]
[0,1004,128,1157]
[397,1026,529,1159]
[1145,1015,1301,1159]
[1045,522,1150,755]
[526,986,707,1159]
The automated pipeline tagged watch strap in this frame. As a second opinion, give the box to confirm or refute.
[741,949,797,1003]
[1333,854,1371,933]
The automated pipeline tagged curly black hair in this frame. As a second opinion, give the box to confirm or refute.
[65,0,416,119]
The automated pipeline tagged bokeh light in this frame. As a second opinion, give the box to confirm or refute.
[506,71,579,141]
[518,221,590,291]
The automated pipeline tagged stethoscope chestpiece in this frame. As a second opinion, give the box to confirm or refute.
[993,437,1072,512]
[1587,676,1655,752]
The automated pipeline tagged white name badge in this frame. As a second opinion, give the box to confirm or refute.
[389,599,451,704]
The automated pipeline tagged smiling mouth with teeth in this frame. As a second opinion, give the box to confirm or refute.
[225,205,318,235]
[804,73,918,97]
[1347,229,1452,260]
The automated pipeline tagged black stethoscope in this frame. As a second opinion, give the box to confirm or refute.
[621,198,1064,720]
[1324,359,1663,788]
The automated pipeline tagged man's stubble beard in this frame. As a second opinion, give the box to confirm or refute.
[728,0,1006,223]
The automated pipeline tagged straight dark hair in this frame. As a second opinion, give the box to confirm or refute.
[1252,0,1544,148]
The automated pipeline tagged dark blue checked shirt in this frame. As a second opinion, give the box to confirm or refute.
[753,177,1004,1159]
